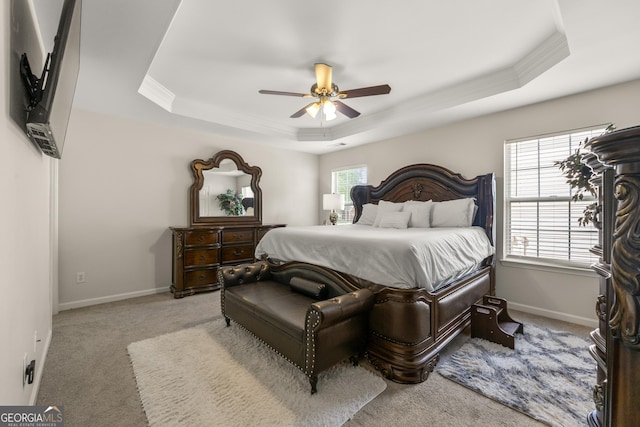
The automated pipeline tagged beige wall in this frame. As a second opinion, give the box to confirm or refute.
[57,110,318,309]
[1,2,53,404]
[320,79,640,326]
[54,74,640,324]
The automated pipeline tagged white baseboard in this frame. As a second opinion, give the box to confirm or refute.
[508,302,598,329]
[31,328,52,405]
[58,287,171,311]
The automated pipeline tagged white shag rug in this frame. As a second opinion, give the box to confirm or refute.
[128,319,386,427]
[436,324,595,427]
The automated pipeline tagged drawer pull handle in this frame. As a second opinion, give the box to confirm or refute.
[233,249,243,256]
[198,235,205,242]
[198,274,206,281]
[199,254,206,260]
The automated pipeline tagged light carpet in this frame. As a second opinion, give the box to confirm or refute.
[128,319,386,427]
[436,324,595,427]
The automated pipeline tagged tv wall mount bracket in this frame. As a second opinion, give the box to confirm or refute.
[20,52,51,112]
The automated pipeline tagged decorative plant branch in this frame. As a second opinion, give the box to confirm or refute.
[555,143,596,226]
[554,124,616,226]
[216,189,244,216]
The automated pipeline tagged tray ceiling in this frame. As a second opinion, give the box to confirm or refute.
[43,0,640,153]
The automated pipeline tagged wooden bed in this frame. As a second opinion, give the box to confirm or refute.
[347,163,496,383]
[260,163,496,383]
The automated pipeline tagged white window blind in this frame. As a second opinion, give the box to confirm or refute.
[504,126,606,267]
[331,165,367,224]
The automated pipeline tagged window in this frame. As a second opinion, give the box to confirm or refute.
[241,186,253,198]
[504,125,607,268]
[331,165,367,224]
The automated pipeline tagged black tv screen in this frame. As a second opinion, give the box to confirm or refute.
[20,0,81,159]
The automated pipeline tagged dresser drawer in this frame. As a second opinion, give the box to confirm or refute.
[184,248,219,267]
[221,229,254,244]
[184,268,219,288]
[170,224,285,298]
[185,230,219,246]
[221,245,254,263]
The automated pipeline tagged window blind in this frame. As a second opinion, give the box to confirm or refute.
[331,165,367,224]
[504,126,605,267]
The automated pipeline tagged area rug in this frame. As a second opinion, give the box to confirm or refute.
[436,324,595,427]
[127,319,386,427]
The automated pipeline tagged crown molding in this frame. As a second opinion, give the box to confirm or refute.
[139,30,569,143]
[138,74,176,112]
[514,30,570,85]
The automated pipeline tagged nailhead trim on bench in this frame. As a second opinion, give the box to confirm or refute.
[305,310,320,375]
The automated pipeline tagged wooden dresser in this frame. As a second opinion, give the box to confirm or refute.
[170,224,284,298]
[586,125,640,426]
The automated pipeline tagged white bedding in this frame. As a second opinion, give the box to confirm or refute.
[255,224,495,291]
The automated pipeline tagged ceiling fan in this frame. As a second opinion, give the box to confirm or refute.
[258,63,391,121]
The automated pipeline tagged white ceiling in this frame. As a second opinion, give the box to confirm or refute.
[52,0,640,154]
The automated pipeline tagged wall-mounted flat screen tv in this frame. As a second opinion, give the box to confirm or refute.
[17,0,81,159]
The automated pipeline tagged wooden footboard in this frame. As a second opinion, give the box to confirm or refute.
[365,265,494,383]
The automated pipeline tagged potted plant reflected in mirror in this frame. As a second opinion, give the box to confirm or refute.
[217,189,244,216]
[554,124,615,226]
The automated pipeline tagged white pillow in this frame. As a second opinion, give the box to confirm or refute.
[373,200,403,227]
[431,198,476,227]
[402,200,433,228]
[378,211,411,229]
[357,203,378,226]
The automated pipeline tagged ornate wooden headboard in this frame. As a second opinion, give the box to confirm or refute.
[350,163,496,246]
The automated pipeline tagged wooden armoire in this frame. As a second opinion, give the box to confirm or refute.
[586,125,640,426]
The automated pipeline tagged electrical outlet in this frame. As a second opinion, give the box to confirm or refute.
[76,272,86,283]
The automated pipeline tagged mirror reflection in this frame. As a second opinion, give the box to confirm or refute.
[199,160,255,217]
[189,150,262,226]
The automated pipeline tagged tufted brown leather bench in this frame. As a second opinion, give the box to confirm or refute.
[219,260,375,393]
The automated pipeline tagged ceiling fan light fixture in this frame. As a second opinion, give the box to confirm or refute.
[305,102,321,118]
[322,98,337,120]
[324,110,337,121]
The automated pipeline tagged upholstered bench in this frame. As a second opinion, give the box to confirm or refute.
[219,260,375,393]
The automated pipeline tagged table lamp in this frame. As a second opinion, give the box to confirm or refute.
[323,193,344,225]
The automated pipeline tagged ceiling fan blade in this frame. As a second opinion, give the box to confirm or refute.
[259,89,312,98]
[290,102,317,118]
[338,84,391,99]
[315,63,333,92]
[334,101,360,119]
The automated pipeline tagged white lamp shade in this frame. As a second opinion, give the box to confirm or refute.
[323,193,344,210]
[305,102,320,118]
[322,99,337,121]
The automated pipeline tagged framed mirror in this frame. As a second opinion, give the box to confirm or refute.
[189,150,262,226]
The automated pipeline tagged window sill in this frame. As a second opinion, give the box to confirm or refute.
[499,258,599,278]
